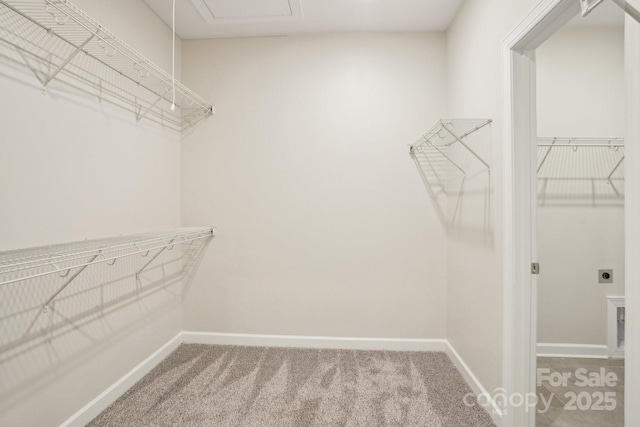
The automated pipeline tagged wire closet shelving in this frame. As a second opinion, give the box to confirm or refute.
[0,227,215,312]
[537,137,625,203]
[409,119,492,227]
[0,0,214,131]
[409,119,491,178]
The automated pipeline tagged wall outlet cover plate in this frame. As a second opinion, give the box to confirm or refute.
[599,269,613,283]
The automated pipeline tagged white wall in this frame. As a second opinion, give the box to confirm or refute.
[0,0,183,248]
[0,1,185,425]
[536,27,624,137]
[445,0,539,397]
[536,26,625,346]
[181,33,448,339]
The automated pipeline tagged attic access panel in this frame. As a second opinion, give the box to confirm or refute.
[192,0,303,23]
[203,0,292,18]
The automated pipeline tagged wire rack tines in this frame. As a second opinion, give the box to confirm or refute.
[0,227,216,310]
[0,0,214,131]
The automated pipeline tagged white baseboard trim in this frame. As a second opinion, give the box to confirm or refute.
[536,343,609,358]
[182,331,447,352]
[445,342,503,427]
[60,333,183,427]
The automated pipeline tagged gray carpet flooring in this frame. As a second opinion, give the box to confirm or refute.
[89,344,495,426]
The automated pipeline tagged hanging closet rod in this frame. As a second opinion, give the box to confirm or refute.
[0,227,215,287]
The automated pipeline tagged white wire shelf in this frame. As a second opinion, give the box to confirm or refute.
[0,0,214,131]
[409,119,491,169]
[409,118,492,191]
[0,227,215,310]
[537,137,624,179]
[537,137,625,203]
[408,119,492,228]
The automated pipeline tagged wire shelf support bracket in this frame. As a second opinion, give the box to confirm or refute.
[0,0,215,131]
[0,227,216,312]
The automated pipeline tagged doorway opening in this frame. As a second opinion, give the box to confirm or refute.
[503,0,640,426]
[534,6,625,425]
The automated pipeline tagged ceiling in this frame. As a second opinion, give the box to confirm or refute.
[143,0,624,40]
[143,0,464,39]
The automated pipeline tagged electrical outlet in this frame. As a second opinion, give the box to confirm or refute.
[599,269,613,283]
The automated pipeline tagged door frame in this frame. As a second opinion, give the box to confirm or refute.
[502,0,640,426]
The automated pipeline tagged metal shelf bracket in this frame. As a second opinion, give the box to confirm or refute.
[41,250,101,312]
[41,33,94,92]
